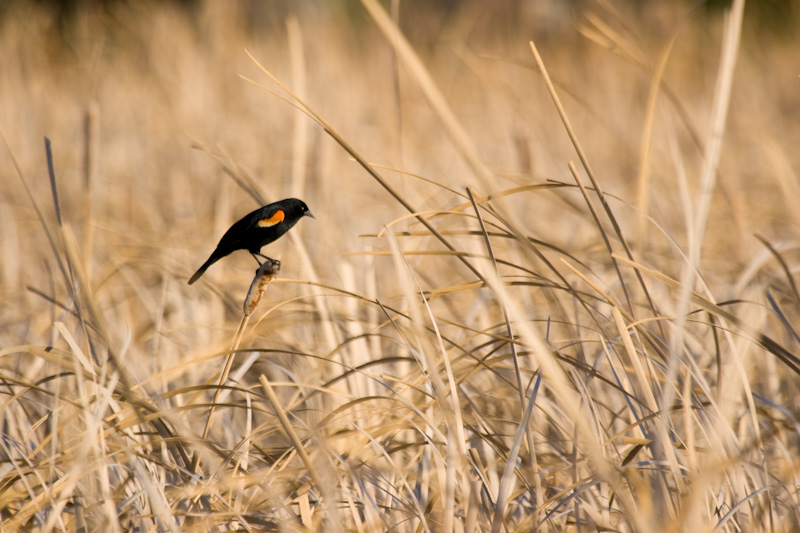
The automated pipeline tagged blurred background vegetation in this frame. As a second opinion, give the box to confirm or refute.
[2,0,800,531]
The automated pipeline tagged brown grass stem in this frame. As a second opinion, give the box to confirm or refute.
[196,259,281,473]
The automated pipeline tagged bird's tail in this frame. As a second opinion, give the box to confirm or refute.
[188,255,219,285]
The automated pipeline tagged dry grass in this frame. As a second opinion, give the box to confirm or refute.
[1,0,800,531]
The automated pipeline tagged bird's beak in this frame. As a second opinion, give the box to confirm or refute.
[306,210,315,219]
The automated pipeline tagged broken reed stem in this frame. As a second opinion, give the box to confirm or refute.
[243,258,281,317]
[196,259,281,471]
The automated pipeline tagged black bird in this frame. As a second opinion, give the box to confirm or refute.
[188,198,313,285]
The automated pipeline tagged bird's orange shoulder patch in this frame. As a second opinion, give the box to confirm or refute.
[257,209,285,227]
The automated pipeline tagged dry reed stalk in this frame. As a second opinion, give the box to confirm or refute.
[197,258,281,463]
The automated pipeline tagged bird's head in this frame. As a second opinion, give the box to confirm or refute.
[289,198,314,219]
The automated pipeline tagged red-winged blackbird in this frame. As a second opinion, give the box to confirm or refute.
[188,198,313,285]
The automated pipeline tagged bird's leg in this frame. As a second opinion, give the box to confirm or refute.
[252,251,275,264]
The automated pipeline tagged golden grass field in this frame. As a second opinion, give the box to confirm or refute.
[2,0,800,531]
